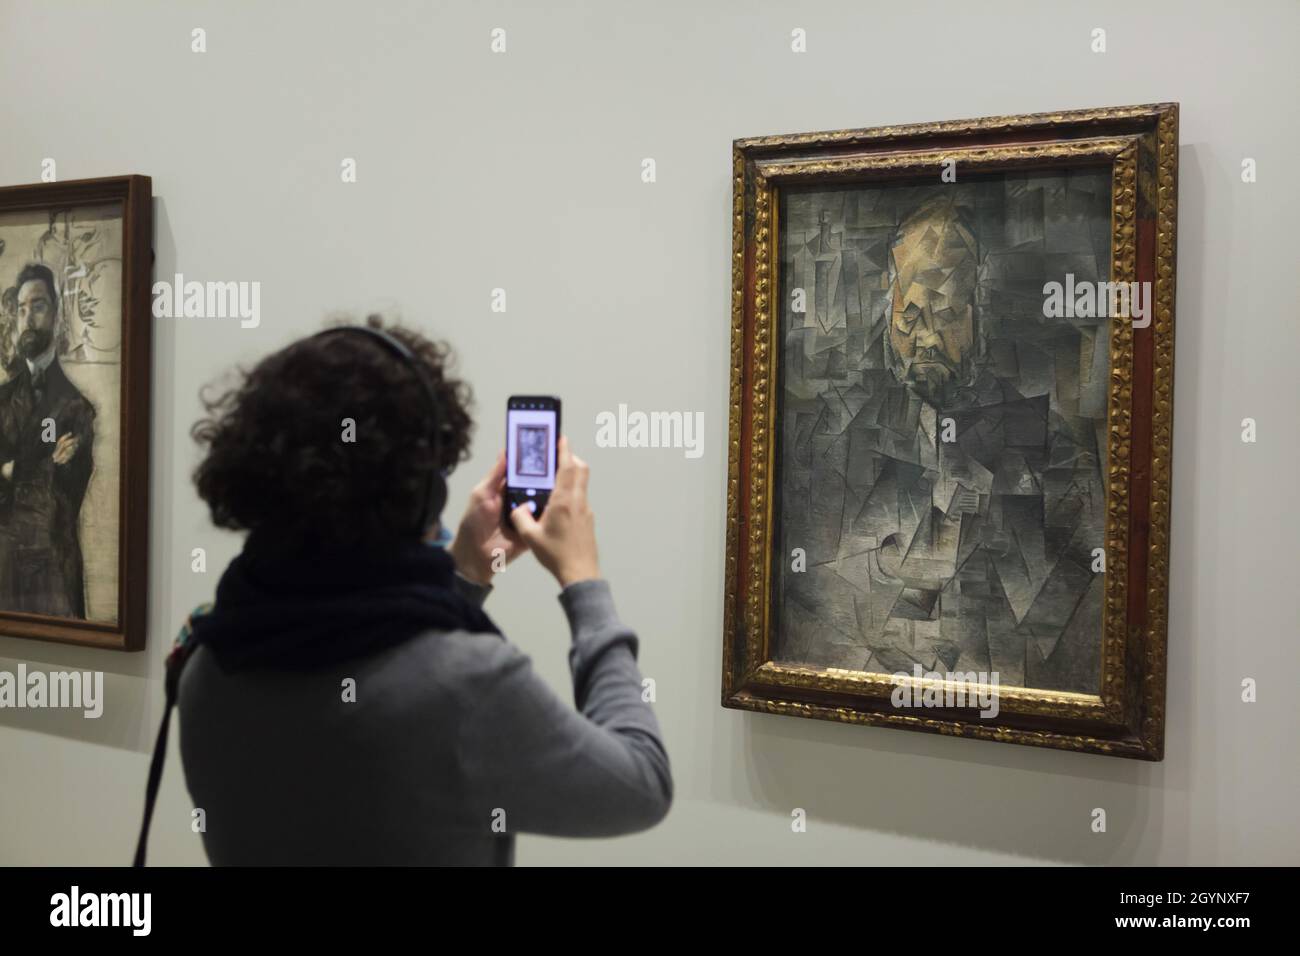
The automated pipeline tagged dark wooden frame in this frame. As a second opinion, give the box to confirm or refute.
[723,105,1177,759]
[0,175,152,651]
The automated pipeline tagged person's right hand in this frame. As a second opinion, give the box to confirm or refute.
[509,436,600,588]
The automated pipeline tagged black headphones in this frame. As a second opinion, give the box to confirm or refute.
[312,325,448,535]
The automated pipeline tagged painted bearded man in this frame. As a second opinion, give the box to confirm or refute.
[0,263,96,618]
[866,194,1106,691]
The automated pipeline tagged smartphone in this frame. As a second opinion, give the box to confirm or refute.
[504,395,561,525]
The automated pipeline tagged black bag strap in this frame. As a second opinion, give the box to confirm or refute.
[133,605,209,867]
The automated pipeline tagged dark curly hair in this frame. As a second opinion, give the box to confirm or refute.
[191,315,474,550]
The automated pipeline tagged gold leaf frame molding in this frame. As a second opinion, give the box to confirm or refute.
[723,104,1177,759]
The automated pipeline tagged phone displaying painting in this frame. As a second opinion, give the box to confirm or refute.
[516,424,551,477]
[723,105,1177,759]
[0,176,152,650]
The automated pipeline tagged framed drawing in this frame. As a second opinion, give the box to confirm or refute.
[723,105,1177,759]
[0,176,152,650]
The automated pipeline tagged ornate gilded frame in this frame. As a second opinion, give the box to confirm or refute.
[723,104,1177,759]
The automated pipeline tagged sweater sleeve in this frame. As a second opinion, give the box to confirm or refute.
[456,579,673,837]
[451,569,493,606]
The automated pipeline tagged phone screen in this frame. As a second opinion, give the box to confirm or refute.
[505,396,560,521]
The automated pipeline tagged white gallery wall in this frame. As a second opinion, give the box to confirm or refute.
[1,0,1297,865]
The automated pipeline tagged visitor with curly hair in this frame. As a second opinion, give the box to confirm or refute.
[135,315,672,866]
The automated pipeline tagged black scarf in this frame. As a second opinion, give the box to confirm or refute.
[133,531,499,865]
[190,529,500,669]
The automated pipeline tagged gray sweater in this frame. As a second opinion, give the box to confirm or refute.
[177,578,672,865]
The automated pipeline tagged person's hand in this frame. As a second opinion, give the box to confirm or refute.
[52,434,80,466]
[0,460,11,481]
[509,436,600,588]
[447,451,528,585]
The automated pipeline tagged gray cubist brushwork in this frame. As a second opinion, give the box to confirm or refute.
[774,170,1112,693]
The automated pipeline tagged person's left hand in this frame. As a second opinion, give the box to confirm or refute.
[52,434,80,466]
[445,451,528,585]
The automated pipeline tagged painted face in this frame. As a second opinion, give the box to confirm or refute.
[16,278,57,360]
[887,200,979,407]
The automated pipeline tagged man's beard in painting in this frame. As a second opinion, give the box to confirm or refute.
[892,342,976,410]
[18,326,53,361]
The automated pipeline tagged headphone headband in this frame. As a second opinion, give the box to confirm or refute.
[312,325,447,534]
